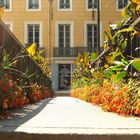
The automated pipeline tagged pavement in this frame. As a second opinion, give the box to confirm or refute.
[0,97,140,140]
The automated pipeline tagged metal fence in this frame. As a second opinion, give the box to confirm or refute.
[53,47,98,57]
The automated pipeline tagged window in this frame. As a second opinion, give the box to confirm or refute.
[27,0,41,11]
[58,0,72,11]
[86,24,97,49]
[0,0,12,11]
[117,0,128,9]
[27,24,40,47]
[58,24,71,48]
[88,0,97,10]
[4,0,10,9]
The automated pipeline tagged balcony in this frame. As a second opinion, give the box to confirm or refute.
[53,47,97,57]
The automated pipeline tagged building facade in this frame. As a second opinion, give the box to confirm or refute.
[1,0,128,92]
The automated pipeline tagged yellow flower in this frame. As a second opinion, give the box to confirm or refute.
[27,43,37,56]
[121,9,125,17]
[132,0,140,5]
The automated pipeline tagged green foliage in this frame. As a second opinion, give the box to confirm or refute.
[72,0,140,92]
[27,43,51,78]
[121,2,136,19]
[1,53,13,69]
[91,52,98,61]
[72,77,91,89]
[131,59,140,72]
[72,52,91,80]
[72,52,93,89]
[124,58,140,72]
[102,1,140,81]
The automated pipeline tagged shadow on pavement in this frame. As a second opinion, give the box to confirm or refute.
[0,98,53,132]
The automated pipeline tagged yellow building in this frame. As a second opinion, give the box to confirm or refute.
[1,0,128,92]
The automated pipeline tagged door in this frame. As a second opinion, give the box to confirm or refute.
[59,64,71,90]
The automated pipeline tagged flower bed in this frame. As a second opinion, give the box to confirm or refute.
[0,72,54,119]
[71,80,140,116]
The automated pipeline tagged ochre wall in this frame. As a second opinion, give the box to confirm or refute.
[2,0,124,58]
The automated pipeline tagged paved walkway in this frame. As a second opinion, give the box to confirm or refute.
[0,97,140,139]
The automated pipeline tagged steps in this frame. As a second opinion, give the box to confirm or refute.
[55,90,71,96]
[0,132,140,140]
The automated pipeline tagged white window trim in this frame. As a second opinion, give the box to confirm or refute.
[84,21,102,48]
[58,0,72,11]
[24,21,43,47]
[26,0,41,11]
[55,21,74,48]
[4,0,12,12]
[86,0,101,11]
[4,21,13,32]
[116,0,129,11]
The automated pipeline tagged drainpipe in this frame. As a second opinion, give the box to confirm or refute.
[97,0,100,53]
[48,0,53,62]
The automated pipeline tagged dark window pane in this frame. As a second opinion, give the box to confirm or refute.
[60,0,70,9]
[88,0,97,9]
[59,25,64,31]
[35,25,39,31]
[58,24,70,48]
[65,0,70,8]
[66,38,70,47]
[28,25,33,31]
[88,0,93,9]
[35,37,39,43]
[27,24,40,46]
[59,43,64,48]
[29,32,33,37]
[87,24,97,48]
[4,0,10,9]
[29,0,39,9]
[60,0,65,8]
[93,0,97,9]
[28,37,33,43]
[35,32,39,37]
[118,0,128,9]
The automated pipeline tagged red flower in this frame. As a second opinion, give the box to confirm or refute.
[2,87,7,92]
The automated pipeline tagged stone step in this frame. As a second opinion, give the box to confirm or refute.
[0,132,140,140]
[55,90,71,96]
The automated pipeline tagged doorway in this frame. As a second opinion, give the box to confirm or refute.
[58,64,71,90]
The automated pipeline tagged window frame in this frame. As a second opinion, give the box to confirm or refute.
[58,0,72,11]
[26,0,41,11]
[24,21,43,47]
[55,21,74,48]
[86,0,101,11]
[84,21,102,49]
[58,24,71,48]
[3,0,12,12]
